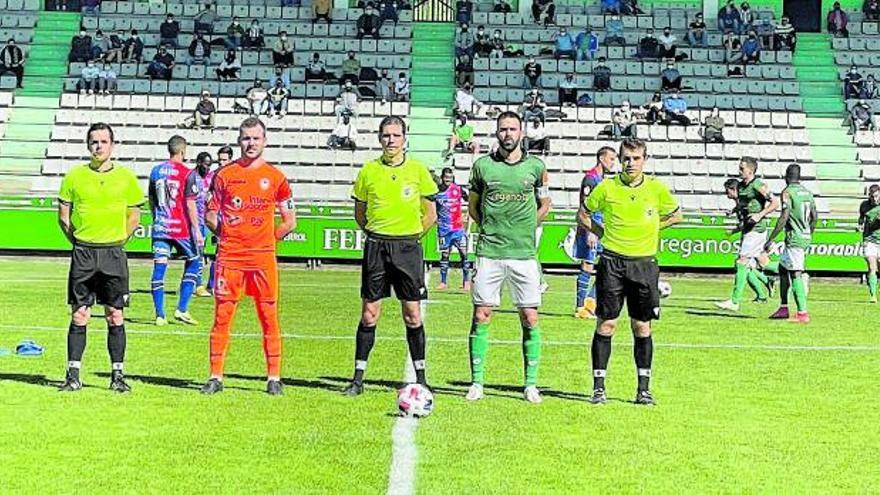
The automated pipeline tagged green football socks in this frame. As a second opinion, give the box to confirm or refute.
[868,272,878,299]
[469,321,490,384]
[522,324,542,387]
[731,263,749,304]
[763,260,779,275]
[747,268,768,300]
[791,276,808,312]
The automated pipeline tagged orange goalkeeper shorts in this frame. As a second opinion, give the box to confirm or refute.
[214,261,279,302]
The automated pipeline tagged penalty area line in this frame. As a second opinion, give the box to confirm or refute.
[1,324,879,353]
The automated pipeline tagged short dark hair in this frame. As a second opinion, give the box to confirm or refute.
[379,116,407,135]
[596,146,615,162]
[441,167,453,176]
[724,178,740,190]
[869,184,880,195]
[196,151,212,163]
[785,163,801,182]
[167,135,187,155]
[239,116,266,137]
[619,137,647,157]
[217,145,233,157]
[86,122,115,143]
[495,111,522,126]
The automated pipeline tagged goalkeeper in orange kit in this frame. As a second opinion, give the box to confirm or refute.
[200,117,296,396]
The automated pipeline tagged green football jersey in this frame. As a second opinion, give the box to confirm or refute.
[469,153,546,259]
[737,177,771,233]
[782,183,816,249]
[860,200,880,243]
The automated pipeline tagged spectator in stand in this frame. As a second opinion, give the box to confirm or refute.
[624,0,642,15]
[246,80,269,116]
[827,2,850,37]
[845,65,863,99]
[122,29,143,62]
[69,29,93,63]
[662,90,690,125]
[593,56,611,91]
[340,51,361,86]
[658,27,677,59]
[269,65,291,90]
[267,79,290,117]
[379,1,400,26]
[456,54,475,87]
[454,83,484,117]
[553,27,576,60]
[376,68,393,102]
[661,60,682,91]
[494,0,512,12]
[357,3,382,40]
[532,0,556,25]
[723,31,743,62]
[244,20,265,49]
[524,118,549,154]
[194,91,216,129]
[90,30,109,60]
[489,29,505,58]
[559,72,578,106]
[81,0,101,15]
[522,57,543,89]
[861,74,878,100]
[328,114,358,150]
[575,27,599,60]
[338,81,360,116]
[456,0,473,25]
[446,115,479,156]
[194,3,218,35]
[160,14,180,49]
[601,0,622,14]
[605,14,626,46]
[394,72,410,101]
[701,106,725,142]
[273,31,293,67]
[865,0,880,20]
[740,2,756,32]
[187,32,211,66]
[637,28,659,58]
[103,29,124,63]
[314,0,332,24]
[718,1,742,34]
[774,16,796,51]
[642,92,664,124]
[78,60,100,94]
[225,17,245,50]
[756,18,775,49]
[146,45,175,80]
[215,50,241,81]
[687,13,708,47]
[98,63,116,95]
[741,30,761,64]
[306,52,328,81]
[474,26,492,57]
[849,100,876,134]
[0,39,24,88]
[455,23,475,58]
[612,101,638,140]
[522,89,546,122]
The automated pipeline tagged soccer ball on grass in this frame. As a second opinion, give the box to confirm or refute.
[658,280,672,299]
[397,383,433,418]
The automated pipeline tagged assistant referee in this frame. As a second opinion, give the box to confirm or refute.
[57,123,145,393]
[343,116,438,396]
[582,138,682,405]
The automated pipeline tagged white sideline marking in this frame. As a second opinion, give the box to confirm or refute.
[386,271,428,495]
[1,324,879,352]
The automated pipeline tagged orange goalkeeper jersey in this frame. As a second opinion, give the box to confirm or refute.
[207,158,292,269]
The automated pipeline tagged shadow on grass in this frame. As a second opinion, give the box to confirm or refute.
[320,376,464,397]
[94,372,201,391]
[445,380,608,403]
[0,372,64,388]
[131,288,177,295]
[685,309,755,319]
[226,373,344,394]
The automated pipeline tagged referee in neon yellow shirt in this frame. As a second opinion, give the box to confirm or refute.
[581,138,682,405]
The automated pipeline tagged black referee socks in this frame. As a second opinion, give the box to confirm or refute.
[107,324,126,365]
[591,332,612,389]
[406,325,427,386]
[353,323,376,384]
[633,335,653,392]
[67,323,87,363]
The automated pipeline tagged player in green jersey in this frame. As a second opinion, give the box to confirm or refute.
[764,164,817,323]
[716,157,780,311]
[858,184,880,303]
[466,111,551,404]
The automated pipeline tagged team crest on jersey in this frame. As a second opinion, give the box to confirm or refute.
[403,185,414,198]
[260,178,270,190]
[231,196,243,210]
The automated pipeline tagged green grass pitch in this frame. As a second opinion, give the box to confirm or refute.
[0,257,878,493]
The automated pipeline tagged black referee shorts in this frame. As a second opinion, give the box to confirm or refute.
[595,250,660,322]
[361,236,427,302]
[68,244,131,310]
